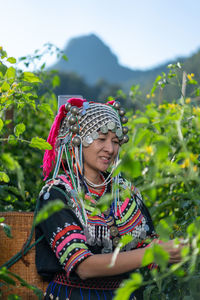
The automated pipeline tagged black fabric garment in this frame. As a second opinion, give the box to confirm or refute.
[35,174,156,299]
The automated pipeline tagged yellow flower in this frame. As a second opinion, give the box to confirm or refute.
[0,46,2,51]
[189,153,198,161]
[185,98,191,104]
[181,158,190,168]
[146,146,153,154]
[187,73,195,81]
[146,94,150,99]
[151,93,155,98]
[133,115,137,119]
[168,103,176,109]
[193,166,198,172]
[174,224,180,230]
[193,106,200,114]
[158,104,166,109]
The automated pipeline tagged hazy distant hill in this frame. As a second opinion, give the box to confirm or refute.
[51,33,200,103]
[52,34,143,85]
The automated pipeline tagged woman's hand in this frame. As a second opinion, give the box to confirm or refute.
[153,239,184,263]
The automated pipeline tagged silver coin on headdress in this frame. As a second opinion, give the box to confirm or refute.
[107,121,116,131]
[100,125,108,134]
[116,128,123,139]
[91,131,99,140]
[83,135,93,147]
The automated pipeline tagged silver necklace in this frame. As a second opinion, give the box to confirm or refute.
[84,172,112,188]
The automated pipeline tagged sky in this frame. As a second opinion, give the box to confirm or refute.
[1,0,200,70]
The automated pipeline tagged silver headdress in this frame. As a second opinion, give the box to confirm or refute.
[58,100,129,148]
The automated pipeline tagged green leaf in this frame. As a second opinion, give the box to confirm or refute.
[132,128,150,147]
[133,117,149,125]
[62,54,68,61]
[0,223,13,238]
[1,81,10,92]
[0,172,10,183]
[114,273,143,300]
[156,218,173,241]
[155,140,169,161]
[0,273,16,285]
[52,75,60,88]
[120,234,133,248]
[38,103,54,118]
[152,244,169,271]
[6,67,16,80]
[0,217,5,223]
[7,57,16,64]
[34,200,66,225]
[0,49,7,58]
[142,247,154,266]
[1,153,17,171]
[8,295,22,300]
[14,123,26,137]
[23,72,42,83]
[8,134,17,145]
[121,157,141,178]
[29,137,52,150]
[0,118,3,132]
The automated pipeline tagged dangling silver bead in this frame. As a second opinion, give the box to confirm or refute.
[65,103,71,111]
[68,115,77,125]
[122,126,129,134]
[122,135,129,143]
[119,108,125,116]
[72,135,81,147]
[121,116,128,124]
[70,106,79,115]
[70,124,79,134]
[113,101,121,109]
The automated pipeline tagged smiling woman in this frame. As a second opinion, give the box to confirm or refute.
[35,98,183,300]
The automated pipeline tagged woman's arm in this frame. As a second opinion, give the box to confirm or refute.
[76,240,182,280]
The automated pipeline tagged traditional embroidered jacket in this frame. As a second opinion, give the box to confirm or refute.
[35,173,156,299]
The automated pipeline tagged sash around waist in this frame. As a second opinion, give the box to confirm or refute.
[54,272,124,290]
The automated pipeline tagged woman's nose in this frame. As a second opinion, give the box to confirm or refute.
[104,140,114,154]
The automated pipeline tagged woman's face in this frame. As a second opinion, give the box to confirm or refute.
[83,131,120,176]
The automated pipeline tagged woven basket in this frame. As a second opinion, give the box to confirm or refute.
[0,212,48,299]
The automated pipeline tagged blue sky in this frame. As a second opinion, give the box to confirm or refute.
[1,0,200,69]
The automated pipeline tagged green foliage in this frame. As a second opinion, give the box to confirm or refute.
[0,44,59,212]
[0,267,43,299]
[114,65,200,299]
[1,45,200,299]
[34,200,66,225]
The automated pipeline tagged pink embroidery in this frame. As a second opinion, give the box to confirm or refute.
[115,198,129,216]
[56,233,86,257]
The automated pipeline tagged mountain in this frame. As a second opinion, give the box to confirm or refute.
[52,34,142,85]
[51,33,200,104]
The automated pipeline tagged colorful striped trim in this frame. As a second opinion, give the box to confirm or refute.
[60,243,88,264]
[65,249,92,277]
[88,215,107,226]
[56,233,86,257]
[118,210,143,235]
[52,225,82,250]
[116,197,136,225]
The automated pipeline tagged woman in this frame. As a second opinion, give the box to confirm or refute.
[35,98,182,300]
